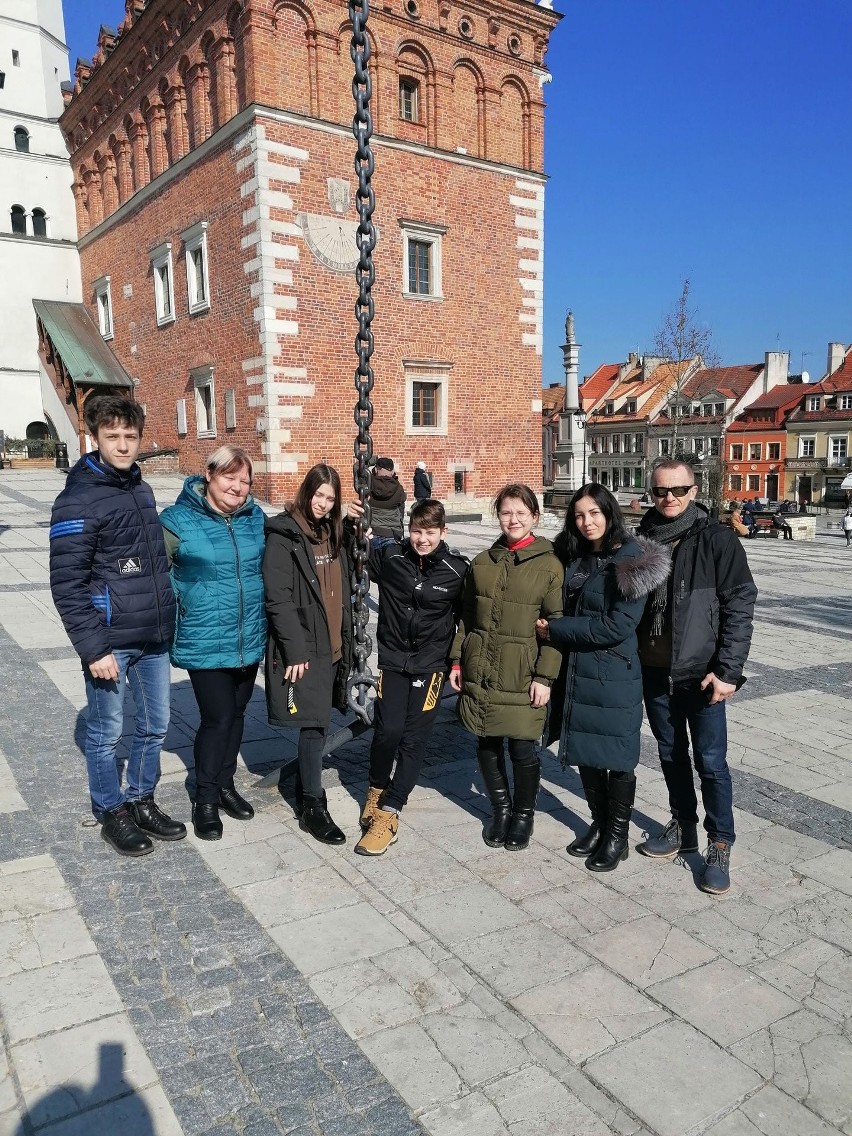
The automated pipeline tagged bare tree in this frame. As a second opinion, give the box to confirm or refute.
[654,278,716,455]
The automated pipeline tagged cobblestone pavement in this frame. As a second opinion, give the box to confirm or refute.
[0,468,850,1136]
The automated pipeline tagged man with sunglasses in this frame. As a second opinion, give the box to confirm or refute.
[635,460,757,894]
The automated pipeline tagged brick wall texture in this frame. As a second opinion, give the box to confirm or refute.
[61,0,561,506]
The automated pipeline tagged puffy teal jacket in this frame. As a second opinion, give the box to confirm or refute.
[160,476,266,670]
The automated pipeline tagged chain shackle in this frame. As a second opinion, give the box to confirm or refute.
[348,0,378,725]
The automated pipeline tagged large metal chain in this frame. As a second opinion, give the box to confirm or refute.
[348,0,378,724]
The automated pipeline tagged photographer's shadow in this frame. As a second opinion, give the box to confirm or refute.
[13,1042,155,1136]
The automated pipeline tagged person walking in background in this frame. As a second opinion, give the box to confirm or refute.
[369,457,406,539]
[539,485,669,872]
[636,459,756,895]
[450,484,563,851]
[842,505,852,547]
[413,461,433,501]
[350,498,468,856]
[160,446,266,841]
[263,464,353,845]
[49,395,183,857]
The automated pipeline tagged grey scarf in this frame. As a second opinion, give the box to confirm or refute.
[638,501,702,636]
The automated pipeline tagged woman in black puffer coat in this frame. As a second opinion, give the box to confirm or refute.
[263,464,354,845]
[540,484,669,872]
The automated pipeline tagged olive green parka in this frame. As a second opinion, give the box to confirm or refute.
[450,535,563,740]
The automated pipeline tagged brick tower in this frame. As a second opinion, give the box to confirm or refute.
[60,0,561,506]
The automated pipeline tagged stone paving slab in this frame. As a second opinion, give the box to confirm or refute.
[2,471,852,1136]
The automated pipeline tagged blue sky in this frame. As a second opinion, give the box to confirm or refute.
[62,0,852,385]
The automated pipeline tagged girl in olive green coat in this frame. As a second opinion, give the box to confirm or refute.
[449,484,563,851]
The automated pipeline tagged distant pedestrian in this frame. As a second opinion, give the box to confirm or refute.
[49,396,184,857]
[540,485,669,873]
[413,461,433,501]
[160,447,266,841]
[636,460,756,895]
[842,507,852,547]
[263,464,354,845]
[771,512,793,541]
[450,484,563,851]
[369,457,406,539]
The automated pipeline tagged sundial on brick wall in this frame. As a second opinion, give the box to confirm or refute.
[297,178,377,273]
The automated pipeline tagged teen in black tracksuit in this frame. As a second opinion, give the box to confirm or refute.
[352,499,468,855]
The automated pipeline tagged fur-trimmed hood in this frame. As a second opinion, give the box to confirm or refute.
[612,535,671,601]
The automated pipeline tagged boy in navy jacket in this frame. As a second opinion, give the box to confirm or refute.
[50,396,184,856]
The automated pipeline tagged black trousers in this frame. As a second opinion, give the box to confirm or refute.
[368,669,445,811]
[477,735,539,772]
[297,660,341,800]
[188,664,259,804]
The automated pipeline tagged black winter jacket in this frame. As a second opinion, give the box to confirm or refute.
[368,537,468,674]
[546,538,670,771]
[413,468,433,500]
[263,512,353,729]
[368,473,406,537]
[49,453,175,664]
[641,507,757,687]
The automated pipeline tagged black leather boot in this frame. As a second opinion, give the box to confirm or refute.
[586,775,635,872]
[101,806,154,857]
[218,785,254,820]
[477,749,513,847]
[504,760,541,852]
[192,802,223,840]
[567,767,608,857]
[129,797,187,841]
[300,792,345,845]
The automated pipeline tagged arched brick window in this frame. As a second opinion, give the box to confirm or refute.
[451,61,482,157]
[499,78,529,168]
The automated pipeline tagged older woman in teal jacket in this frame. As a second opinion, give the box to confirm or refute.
[161,445,266,840]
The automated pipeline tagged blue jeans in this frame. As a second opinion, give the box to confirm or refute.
[642,667,735,846]
[83,642,171,816]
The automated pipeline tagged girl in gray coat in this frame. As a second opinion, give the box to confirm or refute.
[539,485,669,872]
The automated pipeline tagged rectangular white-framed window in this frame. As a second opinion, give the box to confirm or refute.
[747,474,760,492]
[182,220,210,315]
[767,442,780,460]
[729,473,742,492]
[191,365,216,438]
[404,361,450,435]
[611,434,621,454]
[625,399,637,414]
[730,442,743,461]
[600,435,609,454]
[634,433,644,454]
[749,442,761,460]
[799,436,815,458]
[622,433,632,453]
[709,437,720,456]
[400,220,445,300]
[807,395,821,412]
[838,394,852,411]
[829,435,848,461]
[659,438,670,456]
[150,241,175,326]
[93,275,113,340]
[399,77,420,122]
[694,437,705,456]
[604,401,614,416]
[714,402,725,416]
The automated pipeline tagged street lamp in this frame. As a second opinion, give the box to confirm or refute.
[573,407,587,485]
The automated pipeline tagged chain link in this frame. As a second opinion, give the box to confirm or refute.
[348,0,378,723]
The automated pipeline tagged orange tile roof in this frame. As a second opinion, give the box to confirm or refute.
[579,364,619,408]
[682,364,762,401]
[542,385,564,414]
[820,345,852,392]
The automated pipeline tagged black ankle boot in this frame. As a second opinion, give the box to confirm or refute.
[477,749,513,847]
[567,767,608,857]
[218,785,254,820]
[193,802,223,840]
[101,806,154,857]
[300,792,345,845]
[129,797,187,841]
[586,775,635,872]
[504,761,541,852]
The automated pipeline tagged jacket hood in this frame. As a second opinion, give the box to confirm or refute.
[67,451,141,491]
[612,536,671,601]
[489,535,554,562]
[264,510,302,540]
[370,474,406,506]
[175,474,258,519]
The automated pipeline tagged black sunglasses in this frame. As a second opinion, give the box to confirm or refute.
[651,485,695,499]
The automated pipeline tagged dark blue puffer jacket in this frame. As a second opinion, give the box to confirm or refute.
[49,453,176,665]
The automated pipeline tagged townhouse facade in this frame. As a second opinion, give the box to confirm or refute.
[785,343,852,505]
[58,0,561,505]
[726,381,804,502]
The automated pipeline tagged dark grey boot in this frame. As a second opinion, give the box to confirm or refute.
[504,761,541,852]
[567,767,608,857]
